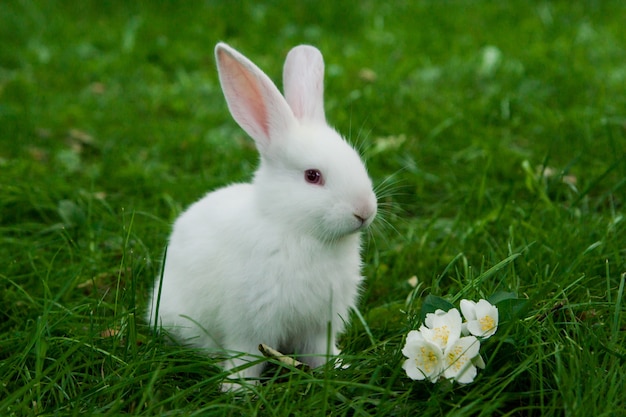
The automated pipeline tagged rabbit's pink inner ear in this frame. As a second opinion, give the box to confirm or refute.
[217,48,270,140]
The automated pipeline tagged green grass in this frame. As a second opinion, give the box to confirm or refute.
[1,0,625,415]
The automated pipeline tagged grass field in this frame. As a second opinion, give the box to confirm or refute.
[1,1,625,415]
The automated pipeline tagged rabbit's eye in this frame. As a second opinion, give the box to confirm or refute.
[305,169,324,185]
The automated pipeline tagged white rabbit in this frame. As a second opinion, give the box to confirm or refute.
[148,42,377,387]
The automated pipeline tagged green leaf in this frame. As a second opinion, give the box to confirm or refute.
[487,291,518,305]
[420,294,455,322]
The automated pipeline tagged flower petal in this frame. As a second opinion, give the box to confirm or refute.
[443,336,480,383]
[472,353,486,369]
[460,299,477,321]
[425,309,446,328]
[476,299,498,320]
[421,308,463,349]
[461,322,470,336]
[454,362,478,384]
[402,358,426,381]
[402,331,425,356]
[401,334,444,383]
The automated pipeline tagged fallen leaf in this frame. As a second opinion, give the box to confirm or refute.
[359,68,377,82]
[100,328,120,338]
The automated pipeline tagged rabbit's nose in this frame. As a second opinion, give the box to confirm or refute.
[354,213,367,225]
[353,205,376,227]
[353,194,377,226]
[354,211,375,224]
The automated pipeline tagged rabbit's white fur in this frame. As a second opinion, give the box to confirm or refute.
[148,43,377,385]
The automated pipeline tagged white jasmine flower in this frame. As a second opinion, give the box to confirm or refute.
[460,299,499,338]
[401,330,444,383]
[402,298,501,385]
[443,335,481,383]
[420,308,462,350]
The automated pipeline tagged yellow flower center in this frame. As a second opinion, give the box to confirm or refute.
[434,325,449,346]
[417,346,439,374]
[479,315,495,332]
[447,345,468,371]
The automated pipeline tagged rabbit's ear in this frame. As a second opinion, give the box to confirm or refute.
[283,45,326,123]
[215,43,295,150]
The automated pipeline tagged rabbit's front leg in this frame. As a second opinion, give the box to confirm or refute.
[220,344,265,391]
